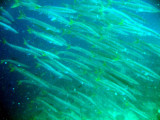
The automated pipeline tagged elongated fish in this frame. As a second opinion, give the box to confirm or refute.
[61,58,92,71]
[12,66,50,88]
[1,59,29,68]
[0,7,14,21]
[24,40,59,60]
[42,6,77,14]
[36,58,64,78]
[2,39,41,57]
[18,12,60,33]
[0,22,18,34]
[47,93,80,114]
[0,16,12,24]
[97,78,136,101]
[36,97,58,112]
[112,1,160,13]
[33,7,70,25]
[27,27,67,46]
[11,0,41,10]
[69,19,100,37]
[75,91,96,105]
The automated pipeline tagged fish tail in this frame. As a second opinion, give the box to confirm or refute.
[2,38,7,44]
[27,27,32,34]
[69,19,74,26]
[10,67,15,72]
[112,55,121,62]
[8,64,15,72]
[17,11,26,19]
[17,80,23,86]
[118,19,124,25]
[23,38,28,45]
[34,5,41,9]
[74,0,77,4]
[66,44,71,49]
[35,63,41,68]
[0,60,5,64]
[107,0,112,7]
[62,29,71,36]
[11,0,20,8]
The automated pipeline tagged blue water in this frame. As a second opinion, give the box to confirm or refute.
[0,0,160,120]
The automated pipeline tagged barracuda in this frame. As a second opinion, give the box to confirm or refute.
[0,16,12,24]
[17,12,60,33]
[36,97,58,113]
[36,58,64,78]
[0,7,14,21]
[0,22,18,34]
[24,40,60,60]
[1,59,29,68]
[42,6,77,14]
[2,39,41,57]
[12,66,50,88]
[27,27,67,46]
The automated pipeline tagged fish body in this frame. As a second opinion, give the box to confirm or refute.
[13,66,49,88]
[27,28,67,46]
[36,58,64,78]
[1,59,29,68]
[3,39,41,57]
[0,16,12,24]
[18,13,60,33]
[0,22,18,34]
[0,7,14,21]
[24,40,59,60]
[42,6,77,14]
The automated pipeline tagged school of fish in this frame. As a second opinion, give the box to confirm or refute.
[0,0,160,119]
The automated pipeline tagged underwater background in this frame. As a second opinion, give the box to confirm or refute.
[0,0,160,120]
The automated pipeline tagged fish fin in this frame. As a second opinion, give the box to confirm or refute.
[74,0,77,3]
[10,68,15,72]
[99,4,105,14]
[35,63,41,68]
[66,44,71,49]
[42,53,46,56]
[0,60,5,64]
[17,11,26,19]
[133,38,140,44]
[91,45,96,48]
[34,56,38,59]
[82,70,87,75]
[11,0,20,8]
[99,36,104,41]
[107,0,112,7]
[8,64,15,72]
[17,80,23,85]
[77,14,82,19]
[55,51,58,55]
[40,90,48,96]
[112,55,120,62]
[61,29,66,36]
[2,38,7,44]
[62,29,72,35]
[27,27,32,34]
[118,19,124,25]
[95,77,101,82]
[103,62,107,67]
[23,38,28,45]
[97,109,103,115]
[69,19,74,25]
[34,5,41,9]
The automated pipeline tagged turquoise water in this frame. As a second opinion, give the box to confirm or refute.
[0,0,160,120]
